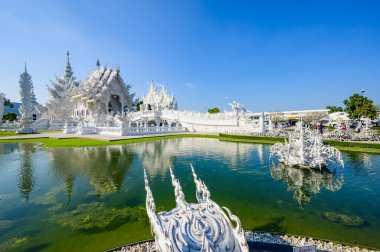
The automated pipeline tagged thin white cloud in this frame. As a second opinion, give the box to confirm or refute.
[184,82,194,88]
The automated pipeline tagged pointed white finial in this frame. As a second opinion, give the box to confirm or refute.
[169,166,187,208]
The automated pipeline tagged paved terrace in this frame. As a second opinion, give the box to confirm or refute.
[0,131,217,142]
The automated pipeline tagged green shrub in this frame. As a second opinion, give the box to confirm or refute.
[324,140,380,149]
[219,134,285,143]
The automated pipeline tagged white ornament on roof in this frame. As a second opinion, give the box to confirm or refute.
[144,164,249,252]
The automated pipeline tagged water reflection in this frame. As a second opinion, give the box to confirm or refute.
[345,152,376,176]
[49,145,135,198]
[17,144,36,201]
[270,163,344,205]
[128,138,256,178]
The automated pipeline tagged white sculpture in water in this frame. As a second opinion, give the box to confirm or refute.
[16,64,36,134]
[144,165,249,252]
[270,121,344,169]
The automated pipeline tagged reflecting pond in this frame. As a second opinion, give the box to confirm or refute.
[0,138,379,251]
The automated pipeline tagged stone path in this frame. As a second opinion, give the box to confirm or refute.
[0,131,216,142]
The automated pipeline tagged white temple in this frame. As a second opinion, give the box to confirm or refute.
[15,52,331,136]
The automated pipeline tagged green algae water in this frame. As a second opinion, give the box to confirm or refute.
[0,138,379,251]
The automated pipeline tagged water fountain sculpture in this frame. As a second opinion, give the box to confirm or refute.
[270,122,344,169]
[144,164,249,252]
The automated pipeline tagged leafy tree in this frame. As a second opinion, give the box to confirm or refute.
[2,112,17,121]
[208,107,220,114]
[2,97,14,108]
[326,106,343,113]
[343,93,378,120]
[135,101,143,112]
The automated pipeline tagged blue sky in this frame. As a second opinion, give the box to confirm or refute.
[0,0,379,112]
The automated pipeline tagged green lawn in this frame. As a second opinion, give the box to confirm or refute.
[0,130,63,138]
[0,134,218,148]
[1,132,380,154]
[0,131,16,137]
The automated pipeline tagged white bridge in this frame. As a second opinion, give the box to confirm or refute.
[63,106,265,136]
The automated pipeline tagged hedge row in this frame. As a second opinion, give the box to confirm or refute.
[324,140,380,149]
[219,134,285,143]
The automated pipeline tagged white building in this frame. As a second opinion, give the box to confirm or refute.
[141,82,177,112]
[70,65,134,119]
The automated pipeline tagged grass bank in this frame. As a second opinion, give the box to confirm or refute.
[219,133,285,144]
[219,134,380,154]
[0,130,62,138]
[1,132,380,153]
[0,134,218,148]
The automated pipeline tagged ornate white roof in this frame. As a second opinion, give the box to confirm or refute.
[141,82,177,111]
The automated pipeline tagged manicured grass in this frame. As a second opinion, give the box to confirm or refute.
[0,134,218,148]
[1,132,380,154]
[324,139,380,150]
[219,136,281,145]
[0,131,16,137]
[219,134,380,154]
[0,130,62,138]
[333,146,380,154]
[219,133,285,143]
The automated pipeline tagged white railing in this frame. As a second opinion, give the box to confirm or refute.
[65,125,186,136]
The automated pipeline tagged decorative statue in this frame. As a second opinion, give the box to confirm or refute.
[144,164,249,252]
[229,101,247,116]
[270,121,344,170]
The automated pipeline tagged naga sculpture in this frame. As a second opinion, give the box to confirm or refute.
[270,122,344,170]
[144,164,249,252]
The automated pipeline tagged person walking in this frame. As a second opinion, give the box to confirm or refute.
[319,122,324,134]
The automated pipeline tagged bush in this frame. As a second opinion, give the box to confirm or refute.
[219,133,285,143]
[208,107,220,114]
[324,140,380,149]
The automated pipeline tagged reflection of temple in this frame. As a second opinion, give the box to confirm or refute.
[17,144,36,201]
[128,138,256,178]
[49,145,135,198]
[270,164,344,205]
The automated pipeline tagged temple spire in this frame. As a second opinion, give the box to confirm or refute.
[96,58,100,68]
[64,51,73,79]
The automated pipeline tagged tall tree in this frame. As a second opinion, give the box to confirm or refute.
[343,93,378,120]
[326,105,343,113]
